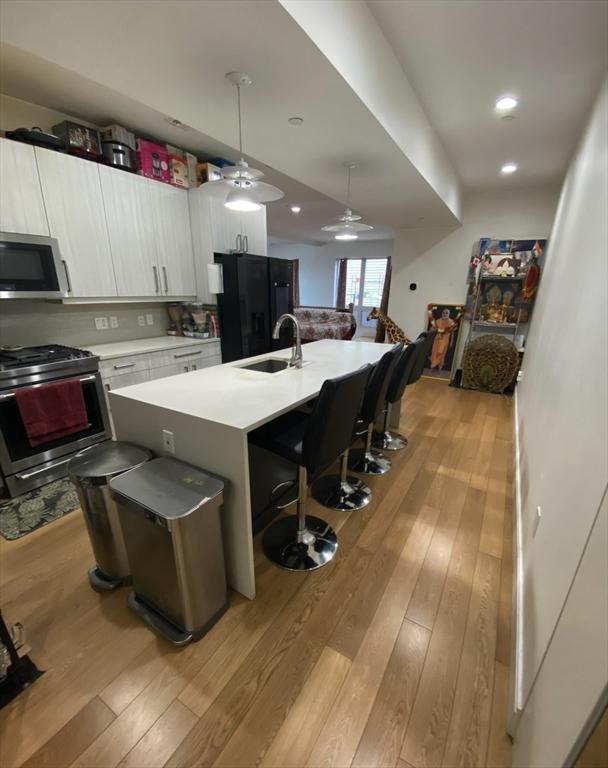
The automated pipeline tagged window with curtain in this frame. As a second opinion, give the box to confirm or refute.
[338,258,388,309]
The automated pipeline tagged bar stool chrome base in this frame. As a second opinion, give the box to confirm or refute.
[311,449,371,511]
[348,448,391,475]
[262,514,338,571]
[348,423,392,475]
[371,402,407,451]
[372,430,408,451]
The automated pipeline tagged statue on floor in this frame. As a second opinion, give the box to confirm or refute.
[367,308,411,344]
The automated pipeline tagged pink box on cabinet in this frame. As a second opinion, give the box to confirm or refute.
[136,139,171,183]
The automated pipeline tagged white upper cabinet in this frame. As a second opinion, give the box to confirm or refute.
[0,138,49,236]
[241,205,267,256]
[208,195,242,253]
[99,167,158,297]
[149,182,196,297]
[35,147,117,297]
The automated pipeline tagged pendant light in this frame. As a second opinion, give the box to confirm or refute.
[202,72,284,211]
[322,164,373,240]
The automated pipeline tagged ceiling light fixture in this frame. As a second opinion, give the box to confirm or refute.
[322,164,373,241]
[201,72,284,212]
[495,95,518,111]
[290,205,301,213]
[501,162,518,175]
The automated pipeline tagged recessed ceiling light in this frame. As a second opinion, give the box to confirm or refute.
[501,162,518,175]
[495,95,518,112]
[290,205,301,214]
[288,116,304,126]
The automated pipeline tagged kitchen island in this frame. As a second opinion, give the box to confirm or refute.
[109,339,393,598]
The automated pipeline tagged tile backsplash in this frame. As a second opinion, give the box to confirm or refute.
[0,301,170,349]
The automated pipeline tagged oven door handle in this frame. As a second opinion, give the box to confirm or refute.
[0,374,97,401]
[16,456,72,481]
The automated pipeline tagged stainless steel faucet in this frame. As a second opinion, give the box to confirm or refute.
[273,313,303,369]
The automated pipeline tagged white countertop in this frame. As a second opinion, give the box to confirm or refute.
[84,335,220,360]
[110,339,391,431]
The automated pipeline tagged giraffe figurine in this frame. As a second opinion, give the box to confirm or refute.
[367,307,411,344]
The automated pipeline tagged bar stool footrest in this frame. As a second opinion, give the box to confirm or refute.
[372,430,408,451]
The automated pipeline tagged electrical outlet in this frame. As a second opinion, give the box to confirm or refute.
[109,316,119,329]
[533,505,542,537]
[94,317,108,330]
[146,313,154,326]
[162,429,175,455]
[137,315,146,327]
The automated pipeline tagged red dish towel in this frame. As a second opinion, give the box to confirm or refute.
[15,379,89,447]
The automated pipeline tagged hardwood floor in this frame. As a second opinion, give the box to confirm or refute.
[0,378,514,768]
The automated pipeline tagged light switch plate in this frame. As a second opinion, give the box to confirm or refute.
[137,315,146,327]
[94,317,108,330]
[146,313,154,326]
[109,316,119,329]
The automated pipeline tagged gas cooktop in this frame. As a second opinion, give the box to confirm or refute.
[0,344,93,372]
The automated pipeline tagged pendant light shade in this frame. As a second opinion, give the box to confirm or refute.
[322,165,373,240]
[202,72,284,211]
[224,183,262,211]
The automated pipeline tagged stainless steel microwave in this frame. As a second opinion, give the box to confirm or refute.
[0,232,69,299]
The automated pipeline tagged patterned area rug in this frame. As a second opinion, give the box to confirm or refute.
[0,479,79,540]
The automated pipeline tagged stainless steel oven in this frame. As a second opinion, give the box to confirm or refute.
[0,232,68,299]
[0,346,110,496]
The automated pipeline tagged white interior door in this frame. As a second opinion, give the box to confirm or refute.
[35,147,117,297]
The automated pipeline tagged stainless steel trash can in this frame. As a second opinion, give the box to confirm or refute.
[68,441,152,591]
[109,457,227,645]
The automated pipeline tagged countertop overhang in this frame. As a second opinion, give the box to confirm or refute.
[109,339,393,432]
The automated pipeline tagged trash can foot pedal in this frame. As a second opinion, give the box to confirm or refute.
[127,592,193,646]
[88,566,125,592]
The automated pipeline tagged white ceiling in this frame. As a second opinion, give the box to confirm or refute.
[0,0,455,239]
[368,0,608,190]
[0,0,605,243]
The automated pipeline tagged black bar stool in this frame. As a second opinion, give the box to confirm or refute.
[373,330,436,450]
[372,339,421,451]
[250,365,371,571]
[348,343,403,475]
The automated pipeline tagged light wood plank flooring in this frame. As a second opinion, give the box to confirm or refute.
[0,378,514,768]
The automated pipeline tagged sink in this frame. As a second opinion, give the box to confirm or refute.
[239,358,291,374]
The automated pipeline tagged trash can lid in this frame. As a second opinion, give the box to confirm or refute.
[68,441,152,483]
[109,457,224,519]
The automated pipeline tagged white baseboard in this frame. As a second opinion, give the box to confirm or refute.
[508,388,525,736]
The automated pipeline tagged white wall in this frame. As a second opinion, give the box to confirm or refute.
[268,239,394,308]
[512,79,608,767]
[388,186,560,341]
[268,242,335,307]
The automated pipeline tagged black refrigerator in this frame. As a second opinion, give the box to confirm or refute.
[215,253,294,362]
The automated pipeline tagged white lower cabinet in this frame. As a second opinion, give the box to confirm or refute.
[100,341,221,434]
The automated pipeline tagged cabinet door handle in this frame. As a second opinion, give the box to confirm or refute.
[152,265,160,294]
[62,259,72,294]
[236,234,242,252]
[113,362,135,370]
[162,266,169,294]
[174,350,203,359]
[243,235,249,253]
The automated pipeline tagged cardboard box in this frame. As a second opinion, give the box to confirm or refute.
[186,152,198,187]
[170,155,189,188]
[196,161,222,186]
[136,138,171,183]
